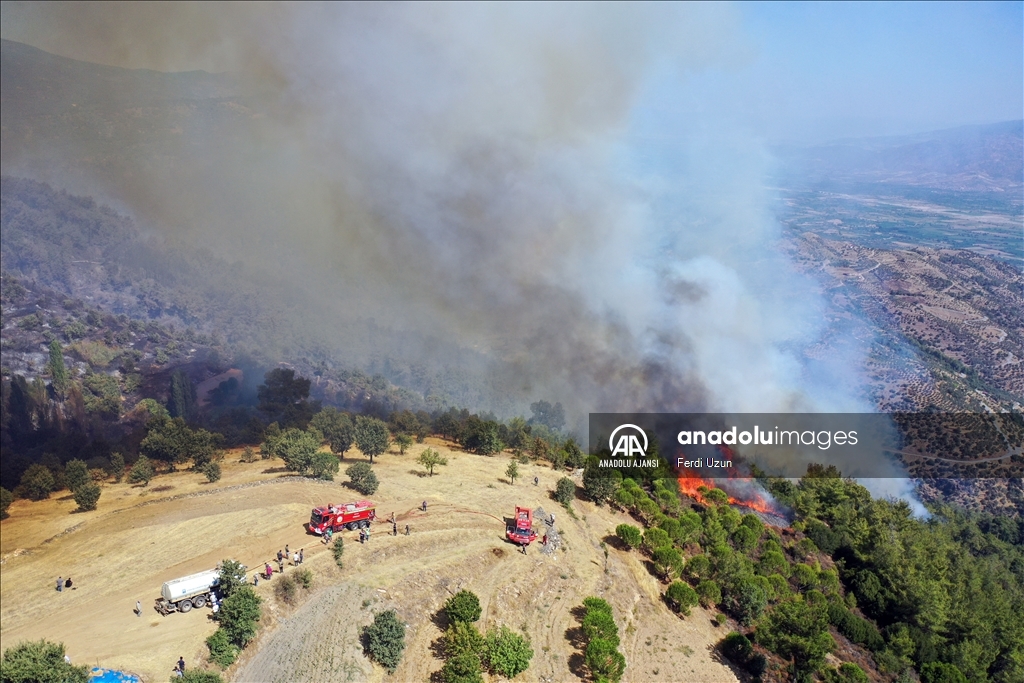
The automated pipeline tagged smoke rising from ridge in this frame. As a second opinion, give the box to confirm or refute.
[2,3,868,424]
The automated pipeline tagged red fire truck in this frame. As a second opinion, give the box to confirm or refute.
[506,506,538,546]
[309,500,377,534]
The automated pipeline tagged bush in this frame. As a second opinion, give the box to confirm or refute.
[440,651,484,683]
[240,446,258,463]
[180,671,224,683]
[615,524,642,549]
[294,567,313,590]
[128,456,155,486]
[0,639,89,683]
[0,487,12,519]
[201,462,222,483]
[554,477,576,506]
[72,482,101,512]
[345,462,379,495]
[484,625,533,679]
[582,597,613,615]
[444,621,486,658]
[665,581,699,616]
[582,609,620,646]
[919,662,968,683]
[19,464,55,500]
[584,638,626,682]
[445,590,482,624]
[205,628,239,668]
[696,580,722,608]
[275,575,298,604]
[332,537,344,567]
[217,586,261,647]
[721,631,753,663]
[826,603,884,651]
[364,610,406,673]
[181,671,224,683]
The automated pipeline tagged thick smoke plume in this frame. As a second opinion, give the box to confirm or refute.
[2,3,867,424]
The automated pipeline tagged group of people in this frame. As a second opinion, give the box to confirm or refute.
[55,576,73,592]
[172,656,186,678]
[262,545,304,580]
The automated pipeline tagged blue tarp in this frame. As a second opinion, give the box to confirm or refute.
[90,668,141,683]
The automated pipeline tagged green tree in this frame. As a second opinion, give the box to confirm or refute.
[108,452,125,482]
[310,407,354,456]
[703,487,729,505]
[582,457,620,505]
[505,459,519,485]
[582,609,620,646]
[202,462,222,483]
[20,464,55,500]
[394,433,413,454]
[309,452,340,480]
[417,448,448,476]
[257,368,316,428]
[64,459,90,492]
[696,580,722,608]
[217,586,262,647]
[445,590,482,624]
[554,477,576,506]
[141,417,219,469]
[584,638,625,682]
[364,609,406,673]
[721,631,753,664]
[756,596,835,679]
[345,462,379,495]
[73,482,101,512]
[1,487,13,519]
[128,455,155,486]
[332,537,344,568]
[653,546,685,580]
[440,651,484,683]
[641,527,671,554]
[564,438,586,469]
[528,400,565,430]
[0,639,89,683]
[615,524,643,549]
[354,416,390,463]
[444,621,486,658]
[205,628,239,668]
[47,340,69,400]
[263,427,323,475]
[919,662,968,683]
[217,560,248,599]
[484,625,533,679]
[665,581,699,616]
[168,370,198,421]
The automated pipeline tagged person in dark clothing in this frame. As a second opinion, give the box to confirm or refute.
[277,550,284,564]
[285,544,290,557]
[405,524,410,535]
[421,500,427,512]
[177,657,185,673]
[65,578,72,589]
[534,476,539,486]
[392,521,398,536]
[299,548,304,564]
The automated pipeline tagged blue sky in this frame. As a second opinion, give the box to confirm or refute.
[644,1,1023,143]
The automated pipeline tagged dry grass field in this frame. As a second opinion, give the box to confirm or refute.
[1,440,739,682]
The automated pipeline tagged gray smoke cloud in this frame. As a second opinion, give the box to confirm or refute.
[2,2,870,424]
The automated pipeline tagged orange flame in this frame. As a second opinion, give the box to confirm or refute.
[676,446,778,515]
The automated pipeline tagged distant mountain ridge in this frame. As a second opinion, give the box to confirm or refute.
[777,120,1023,193]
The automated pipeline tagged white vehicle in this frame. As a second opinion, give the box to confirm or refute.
[155,564,244,615]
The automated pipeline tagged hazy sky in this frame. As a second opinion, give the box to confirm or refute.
[635,1,1024,143]
[3,1,1020,144]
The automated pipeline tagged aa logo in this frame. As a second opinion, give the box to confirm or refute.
[609,424,647,457]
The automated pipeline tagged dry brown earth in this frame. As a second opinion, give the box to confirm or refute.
[1,441,739,682]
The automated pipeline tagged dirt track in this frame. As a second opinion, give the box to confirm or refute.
[1,441,739,682]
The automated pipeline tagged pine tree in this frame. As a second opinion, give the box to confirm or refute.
[48,340,69,400]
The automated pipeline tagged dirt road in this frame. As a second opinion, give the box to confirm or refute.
[1,441,738,682]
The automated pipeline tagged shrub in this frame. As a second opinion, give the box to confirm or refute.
[484,625,533,679]
[240,446,258,463]
[665,581,699,616]
[364,610,406,673]
[826,603,883,651]
[345,462,379,495]
[615,524,642,549]
[332,537,344,568]
[721,631,753,663]
[0,639,89,683]
[584,638,625,682]
[0,487,12,519]
[19,465,55,501]
[554,477,576,506]
[205,628,239,668]
[128,456,155,486]
[73,482,101,512]
[294,567,313,590]
[444,621,486,658]
[919,662,968,683]
[582,597,613,615]
[440,651,484,683]
[445,590,482,624]
[275,575,298,605]
[181,671,224,683]
[201,462,222,483]
[696,580,722,608]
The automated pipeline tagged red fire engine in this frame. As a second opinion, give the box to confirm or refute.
[309,500,377,534]
[506,506,538,546]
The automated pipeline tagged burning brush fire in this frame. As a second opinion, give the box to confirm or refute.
[677,447,790,526]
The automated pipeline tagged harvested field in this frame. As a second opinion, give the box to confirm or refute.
[1,440,738,682]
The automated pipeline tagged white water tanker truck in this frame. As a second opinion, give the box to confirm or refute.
[155,565,244,615]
